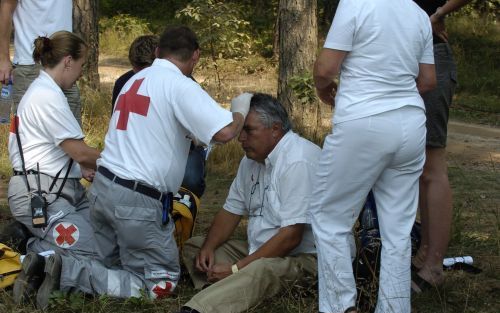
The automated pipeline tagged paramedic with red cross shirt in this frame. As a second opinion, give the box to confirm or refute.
[83,26,250,299]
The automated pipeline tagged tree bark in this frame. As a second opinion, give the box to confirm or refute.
[73,0,100,90]
[277,0,323,138]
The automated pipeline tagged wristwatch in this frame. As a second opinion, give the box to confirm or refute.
[231,263,239,274]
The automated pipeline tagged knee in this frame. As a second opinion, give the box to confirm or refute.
[420,167,448,186]
[185,236,205,248]
[182,236,206,259]
[244,258,279,279]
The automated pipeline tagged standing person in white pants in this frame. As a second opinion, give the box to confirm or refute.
[310,1,437,313]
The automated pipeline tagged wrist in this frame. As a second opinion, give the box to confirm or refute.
[433,7,445,21]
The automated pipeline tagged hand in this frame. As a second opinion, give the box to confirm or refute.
[230,92,253,119]
[195,247,215,273]
[81,166,95,182]
[430,8,448,42]
[0,59,12,85]
[207,263,232,282]
[316,81,337,106]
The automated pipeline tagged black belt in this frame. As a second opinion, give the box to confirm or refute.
[97,166,165,202]
[13,169,38,176]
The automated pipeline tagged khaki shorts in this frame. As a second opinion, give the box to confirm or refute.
[421,43,457,148]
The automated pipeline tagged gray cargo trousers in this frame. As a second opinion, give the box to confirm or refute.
[87,171,181,298]
[8,173,157,297]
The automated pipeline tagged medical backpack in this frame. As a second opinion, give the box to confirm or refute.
[0,243,22,289]
[172,187,199,251]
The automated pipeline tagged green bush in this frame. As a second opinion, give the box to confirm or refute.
[448,13,500,121]
[99,0,183,31]
[99,14,153,57]
[175,0,252,59]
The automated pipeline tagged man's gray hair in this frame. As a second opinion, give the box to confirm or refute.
[250,93,292,132]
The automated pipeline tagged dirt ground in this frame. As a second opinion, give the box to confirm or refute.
[447,121,500,170]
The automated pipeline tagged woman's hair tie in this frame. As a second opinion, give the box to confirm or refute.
[41,36,52,52]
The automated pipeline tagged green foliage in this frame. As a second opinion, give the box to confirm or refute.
[175,0,252,59]
[99,0,184,31]
[447,13,500,125]
[457,0,500,19]
[99,14,152,57]
[288,72,316,105]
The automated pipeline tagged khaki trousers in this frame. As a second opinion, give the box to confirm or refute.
[182,236,317,313]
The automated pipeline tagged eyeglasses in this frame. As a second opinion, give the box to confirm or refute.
[248,180,269,217]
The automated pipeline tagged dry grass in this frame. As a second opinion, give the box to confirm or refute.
[0,47,498,312]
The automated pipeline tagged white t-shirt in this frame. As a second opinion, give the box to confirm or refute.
[9,71,83,178]
[223,131,320,255]
[13,0,73,65]
[325,0,434,124]
[98,59,233,193]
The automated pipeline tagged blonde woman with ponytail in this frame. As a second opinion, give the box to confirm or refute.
[8,31,99,309]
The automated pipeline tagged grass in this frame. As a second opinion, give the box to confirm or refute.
[448,14,500,127]
[0,12,498,313]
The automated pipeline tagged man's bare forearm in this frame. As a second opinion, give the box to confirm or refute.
[201,209,241,251]
[235,224,305,269]
[0,0,17,83]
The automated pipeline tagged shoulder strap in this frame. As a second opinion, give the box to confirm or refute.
[47,159,74,205]
[14,113,74,202]
[14,114,31,192]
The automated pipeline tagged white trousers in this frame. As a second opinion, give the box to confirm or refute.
[310,106,426,313]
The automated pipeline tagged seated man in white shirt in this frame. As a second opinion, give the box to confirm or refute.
[177,93,321,313]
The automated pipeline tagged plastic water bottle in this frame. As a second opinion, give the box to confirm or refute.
[180,194,192,208]
[443,256,473,267]
[0,79,13,124]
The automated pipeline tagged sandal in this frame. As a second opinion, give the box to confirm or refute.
[411,262,420,273]
[411,271,435,294]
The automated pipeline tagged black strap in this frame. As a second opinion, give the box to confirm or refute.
[14,114,30,192]
[444,262,482,274]
[47,159,73,205]
[14,113,74,202]
[0,269,22,279]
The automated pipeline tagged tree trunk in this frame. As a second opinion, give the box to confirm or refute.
[73,0,100,90]
[277,0,323,139]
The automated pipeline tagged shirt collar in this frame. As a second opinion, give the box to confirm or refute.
[152,58,183,75]
[38,70,63,94]
[265,131,293,168]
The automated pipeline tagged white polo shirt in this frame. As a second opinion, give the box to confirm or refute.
[13,0,73,65]
[223,131,320,255]
[9,71,83,178]
[98,59,233,193]
[325,0,434,124]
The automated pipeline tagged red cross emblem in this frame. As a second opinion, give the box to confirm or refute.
[114,78,151,130]
[151,281,174,299]
[53,222,79,248]
[9,115,19,133]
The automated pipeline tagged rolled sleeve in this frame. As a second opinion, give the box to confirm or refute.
[222,161,247,216]
[173,81,232,145]
[278,162,315,227]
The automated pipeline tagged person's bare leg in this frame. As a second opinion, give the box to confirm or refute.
[414,147,452,285]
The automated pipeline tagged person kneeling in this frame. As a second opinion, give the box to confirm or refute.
[177,93,320,313]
